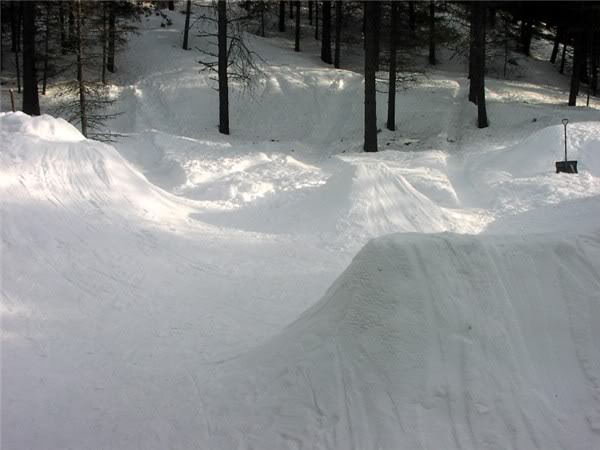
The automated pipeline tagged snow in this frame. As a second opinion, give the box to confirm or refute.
[2,9,600,450]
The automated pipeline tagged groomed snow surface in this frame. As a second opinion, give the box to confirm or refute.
[2,11,600,450]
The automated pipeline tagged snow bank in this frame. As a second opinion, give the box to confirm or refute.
[208,231,600,450]
[0,112,85,142]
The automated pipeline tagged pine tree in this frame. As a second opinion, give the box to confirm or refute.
[364,0,379,152]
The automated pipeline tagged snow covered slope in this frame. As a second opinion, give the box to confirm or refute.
[207,231,600,450]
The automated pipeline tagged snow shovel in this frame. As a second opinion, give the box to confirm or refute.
[555,119,578,174]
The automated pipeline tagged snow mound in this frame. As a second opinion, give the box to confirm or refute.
[0,112,85,142]
[208,232,600,450]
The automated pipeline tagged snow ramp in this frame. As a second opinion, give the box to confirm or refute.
[207,232,600,450]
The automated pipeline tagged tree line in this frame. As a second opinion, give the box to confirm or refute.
[2,1,599,150]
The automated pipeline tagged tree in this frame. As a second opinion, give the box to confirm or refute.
[321,1,332,64]
[315,0,319,40]
[334,0,341,68]
[107,3,116,72]
[470,1,488,128]
[429,1,436,65]
[387,1,398,131]
[183,0,192,50]
[309,0,313,25]
[75,0,88,136]
[279,1,285,32]
[408,1,416,40]
[22,1,40,115]
[364,0,379,152]
[218,0,229,134]
[294,1,301,52]
[569,28,584,106]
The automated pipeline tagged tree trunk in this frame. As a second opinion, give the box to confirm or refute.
[387,1,398,131]
[107,4,116,73]
[560,42,567,74]
[102,3,107,84]
[261,4,265,37]
[321,1,332,63]
[364,1,379,152]
[22,1,40,116]
[309,1,313,25]
[183,0,192,49]
[489,7,496,29]
[334,0,341,68]
[218,0,229,134]
[75,0,87,136]
[408,1,416,40]
[42,2,51,95]
[59,1,67,54]
[295,1,301,51]
[168,1,174,11]
[279,1,285,32]
[373,1,380,70]
[290,0,294,19]
[569,30,584,106]
[315,1,319,40]
[550,25,563,64]
[429,1,436,65]
[468,6,477,103]
[68,2,75,43]
[475,2,488,127]
[15,2,22,94]
[10,1,18,52]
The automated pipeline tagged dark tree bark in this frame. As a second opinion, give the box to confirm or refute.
[550,25,563,64]
[315,1,319,40]
[429,1,436,65]
[102,3,107,84]
[290,0,294,19]
[42,2,51,95]
[387,0,398,131]
[560,42,567,74]
[10,1,18,52]
[309,1,313,25]
[468,7,477,103]
[183,0,192,49]
[107,4,116,73]
[321,1,332,63]
[218,0,229,134]
[592,31,598,96]
[364,0,379,152]
[15,2,22,94]
[59,1,67,54]
[408,1,416,40]
[279,1,285,32]
[22,1,40,116]
[334,0,341,68]
[474,1,488,128]
[168,1,175,11]
[261,3,265,37]
[373,1,380,70]
[489,7,496,29]
[295,1,301,51]
[75,0,87,136]
[569,29,584,106]
[68,2,75,43]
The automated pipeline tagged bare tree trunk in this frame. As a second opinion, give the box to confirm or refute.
[68,2,75,44]
[334,0,341,68]
[475,1,488,128]
[107,3,116,73]
[315,1,319,40]
[15,3,22,94]
[321,1,332,63]
[468,6,477,103]
[279,1,285,32]
[168,1,174,11]
[408,1,416,40]
[364,0,379,152]
[569,30,584,106]
[489,7,496,29]
[76,0,87,136]
[10,1,18,52]
[59,1,67,54]
[295,1,301,51]
[309,1,313,25]
[22,1,40,115]
[102,3,107,84]
[429,1,436,65]
[261,3,265,37]
[387,1,398,131]
[289,0,294,19]
[560,42,567,74]
[42,2,51,95]
[218,0,229,134]
[550,25,563,64]
[183,0,192,49]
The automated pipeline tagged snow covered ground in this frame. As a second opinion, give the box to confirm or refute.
[2,10,600,450]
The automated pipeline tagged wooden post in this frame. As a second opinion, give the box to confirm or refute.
[10,89,16,112]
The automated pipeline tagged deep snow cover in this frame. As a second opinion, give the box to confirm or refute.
[2,10,600,450]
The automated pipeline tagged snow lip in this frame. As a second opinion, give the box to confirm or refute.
[0,112,86,143]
